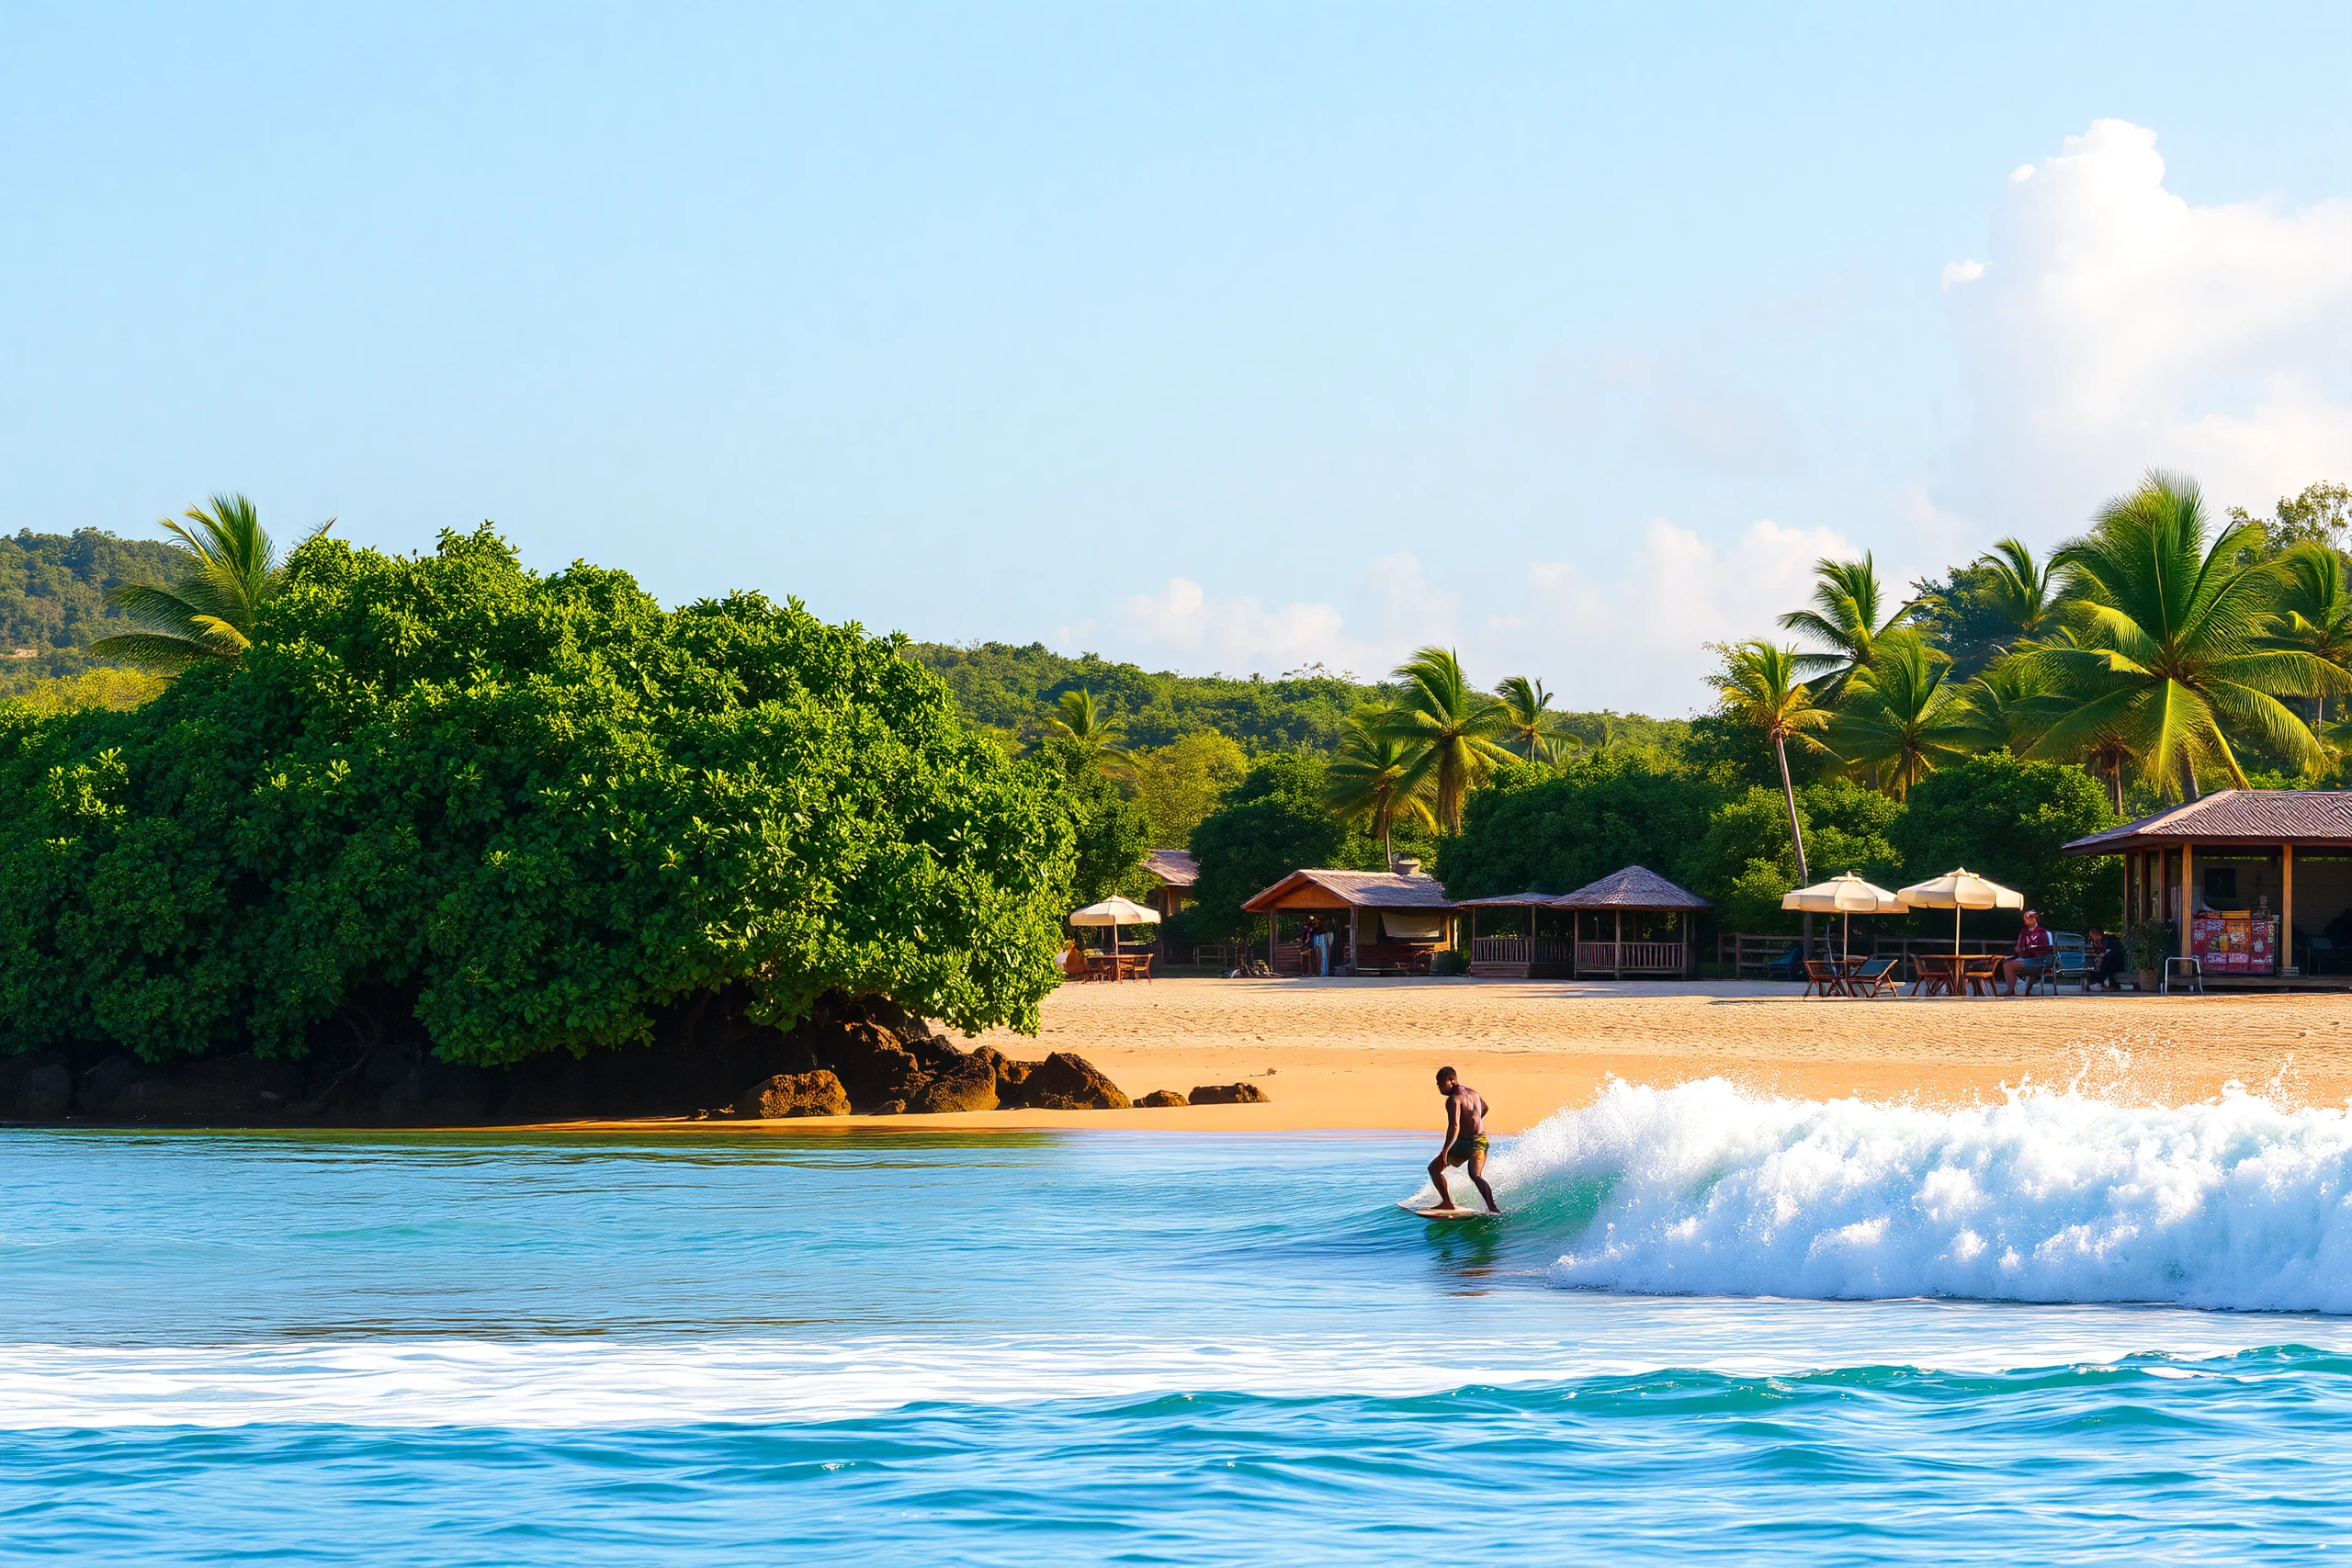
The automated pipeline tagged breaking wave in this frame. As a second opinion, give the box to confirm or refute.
[1475,1078,2352,1312]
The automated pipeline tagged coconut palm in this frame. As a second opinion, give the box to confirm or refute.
[1042,688,1131,765]
[1969,537,2064,649]
[1826,630,1977,800]
[2024,470,2352,801]
[2256,542,2352,749]
[1777,553,1923,698]
[1492,675,1575,763]
[1375,647,1516,833]
[1326,715,1437,865]
[1706,639,1834,883]
[85,494,325,672]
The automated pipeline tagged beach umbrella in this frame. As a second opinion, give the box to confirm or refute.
[1069,895,1159,981]
[1893,868,2024,956]
[1781,870,1903,960]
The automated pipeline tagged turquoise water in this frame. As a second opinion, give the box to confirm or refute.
[7,1082,2352,1562]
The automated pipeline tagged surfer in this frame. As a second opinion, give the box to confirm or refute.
[1428,1066,1499,1213]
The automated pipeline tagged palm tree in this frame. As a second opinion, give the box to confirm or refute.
[1326,715,1436,865]
[1826,631,1976,799]
[1042,688,1131,765]
[1777,553,1921,697]
[1969,537,2064,649]
[2257,541,2352,750]
[1493,675,1574,763]
[1376,647,1516,833]
[1706,640,1834,883]
[2025,470,2352,801]
[86,494,326,672]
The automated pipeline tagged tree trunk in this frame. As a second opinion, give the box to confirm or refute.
[2183,751,2201,803]
[1774,735,1810,885]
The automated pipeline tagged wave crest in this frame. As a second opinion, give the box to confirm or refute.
[1484,1079,2352,1311]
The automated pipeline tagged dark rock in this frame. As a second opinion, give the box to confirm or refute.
[994,1055,1035,1101]
[1187,1082,1271,1105]
[1135,1089,1187,1109]
[20,1064,73,1120]
[908,1051,1000,1113]
[730,1070,851,1119]
[78,1055,141,1116]
[1022,1052,1131,1111]
[109,1055,307,1122]
[872,1099,908,1116]
[820,1021,931,1111]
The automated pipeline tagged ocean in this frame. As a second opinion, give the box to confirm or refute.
[6,1078,2351,1563]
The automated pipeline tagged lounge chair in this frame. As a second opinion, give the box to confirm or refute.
[1849,956,1900,998]
[1802,960,1849,998]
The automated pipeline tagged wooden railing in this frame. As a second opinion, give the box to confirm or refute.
[1470,937,1574,964]
[1713,931,2019,980]
[1577,941,1685,974]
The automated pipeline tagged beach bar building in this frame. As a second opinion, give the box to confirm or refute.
[2061,789,2352,987]
[1140,849,1200,966]
[1240,863,1460,976]
[1555,865,1709,979]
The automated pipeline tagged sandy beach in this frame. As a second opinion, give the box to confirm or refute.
[670,976,2352,1134]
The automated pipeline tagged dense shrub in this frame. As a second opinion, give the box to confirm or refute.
[1891,751,2120,932]
[1435,752,1726,900]
[0,527,1074,1065]
[1177,753,1379,942]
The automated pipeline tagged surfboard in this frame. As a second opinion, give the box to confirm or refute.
[1398,1202,1501,1220]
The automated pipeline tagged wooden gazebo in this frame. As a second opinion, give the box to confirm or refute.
[1462,892,1575,978]
[1553,865,1709,978]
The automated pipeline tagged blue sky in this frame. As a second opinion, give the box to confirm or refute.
[6,4,2351,711]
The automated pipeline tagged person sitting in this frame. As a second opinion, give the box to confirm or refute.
[1999,908,2055,997]
[2086,927,2127,992]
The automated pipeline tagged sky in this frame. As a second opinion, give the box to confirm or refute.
[6,3,2352,715]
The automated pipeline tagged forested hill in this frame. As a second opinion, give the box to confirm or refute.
[2,529,183,669]
[907,640,1695,756]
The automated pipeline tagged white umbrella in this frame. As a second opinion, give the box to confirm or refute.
[1893,867,2024,957]
[1781,871,1903,961]
[1069,896,1159,981]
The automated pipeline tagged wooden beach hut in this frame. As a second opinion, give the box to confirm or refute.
[1140,849,1201,966]
[1553,865,1708,978]
[2061,789,2352,988]
[1461,893,1576,978]
[1240,863,1461,976]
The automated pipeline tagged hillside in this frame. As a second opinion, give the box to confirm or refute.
[1,528,185,683]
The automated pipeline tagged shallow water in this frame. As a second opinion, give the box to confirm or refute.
[6,1083,2352,1562]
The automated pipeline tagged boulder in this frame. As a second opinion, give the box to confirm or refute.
[78,1055,141,1116]
[820,1021,930,1111]
[1021,1052,1131,1111]
[1188,1082,1271,1105]
[19,1064,72,1120]
[731,1070,852,1119]
[993,1055,1034,1101]
[1135,1089,1187,1109]
[109,1055,306,1122]
[908,1052,1000,1113]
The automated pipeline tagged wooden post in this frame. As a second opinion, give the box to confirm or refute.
[1269,914,1279,972]
[1613,909,1623,977]
[2180,842,2194,961]
[2283,843,2295,976]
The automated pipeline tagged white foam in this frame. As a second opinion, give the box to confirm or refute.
[5,1305,2346,1428]
[1462,1078,2352,1310]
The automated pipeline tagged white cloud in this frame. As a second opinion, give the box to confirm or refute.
[1944,118,2352,533]
[1940,258,1984,289]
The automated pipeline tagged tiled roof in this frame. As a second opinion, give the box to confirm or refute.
[1240,868,1459,912]
[1143,848,1199,886]
[1453,890,1565,907]
[2063,790,2352,852]
[1551,864,1712,910]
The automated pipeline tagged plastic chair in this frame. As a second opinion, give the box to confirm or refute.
[2162,956,2203,996]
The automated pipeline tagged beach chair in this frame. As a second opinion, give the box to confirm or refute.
[1801,959,1849,998]
[1849,956,1900,998]
[1762,942,1806,982]
[2021,933,2085,996]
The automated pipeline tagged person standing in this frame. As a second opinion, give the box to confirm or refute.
[1426,1066,1499,1213]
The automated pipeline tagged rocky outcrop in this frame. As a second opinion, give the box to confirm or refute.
[1135,1089,1187,1108]
[731,1070,851,1119]
[1017,1052,1131,1111]
[907,1052,1000,1113]
[1188,1082,1271,1105]
[109,1055,308,1122]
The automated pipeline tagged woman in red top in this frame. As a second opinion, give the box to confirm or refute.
[2000,909,2055,997]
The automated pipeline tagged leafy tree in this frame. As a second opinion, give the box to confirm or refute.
[1042,686,1131,765]
[2257,541,2352,749]
[0,527,186,661]
[0,666,167,716]
[1493,676,1574,763]
[2231,480,2352,555]
[1704,640,1834,884]
[1326,713,1435,864]
[1376,647,1515,832]
[1683,778,1903,932]
[1178,753,1374,942]
[1035,738,1151,904]
[1778,553,1921,696]
[1123,728,1247,848]
[2028,470,2349,800]
[1967,537,2064,650]
[1892,751,2120,933]
[1827,630,1975,798]
[1437,751,1727,905]
[0,526,1074,1064]
[86,495,328,672]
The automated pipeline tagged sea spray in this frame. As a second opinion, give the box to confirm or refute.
[1481,1078,2352,1310]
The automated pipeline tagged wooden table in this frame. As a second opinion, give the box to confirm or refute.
[1912,953,2003,996]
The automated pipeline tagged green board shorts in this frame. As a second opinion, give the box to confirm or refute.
[1445,1133,1489,1167]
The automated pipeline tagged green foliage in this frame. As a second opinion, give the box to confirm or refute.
[0,527,1074,1065]
[1908,561,2018,680]
[1123,729,1248,848]
[0,528,186,660]
[87,494,320,672]
[0,666,168,716]
[1891,751,2120,932]
[1436,751,1726,903]
[1684,779,1904,931]
[1037,738,1152,904]
[1375,646,1517,832]
[2231,480,2352,555]
[1178,753,1377,942]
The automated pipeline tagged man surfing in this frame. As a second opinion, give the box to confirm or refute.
[1426,1066,1499,1213]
